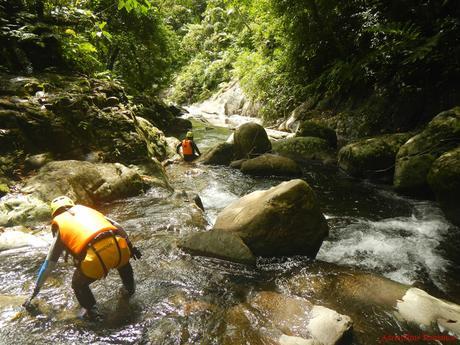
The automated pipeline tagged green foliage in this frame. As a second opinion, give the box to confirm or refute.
[3,0,460,131]
[60,26,102,73]
[169,0,242,103]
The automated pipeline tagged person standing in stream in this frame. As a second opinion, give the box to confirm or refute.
[23,196,142,318]
[176,131,201,162]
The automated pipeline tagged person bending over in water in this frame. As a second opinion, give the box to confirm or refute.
[23,196,142,318]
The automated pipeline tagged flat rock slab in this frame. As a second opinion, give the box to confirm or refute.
[178,230,256,265]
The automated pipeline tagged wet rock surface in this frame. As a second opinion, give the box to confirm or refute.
[22,160,154,204]
[213,179,329,258]
[234,122,272,159]
[427,147,460,226]
[199,142,236,166]
[296,121,337,148]
[272,137,336,165]
[338,133,412,181]
[0,73,170,180]
[239,154,302,177]
[394,107,460,196]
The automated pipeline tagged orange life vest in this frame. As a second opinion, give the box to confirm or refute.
[52,205,117,255]
[182,139,193,155]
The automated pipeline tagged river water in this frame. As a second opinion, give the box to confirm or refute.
[0,115,459,344]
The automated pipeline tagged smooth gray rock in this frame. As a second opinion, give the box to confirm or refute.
[178,230,256,265]
[213,179,329,258]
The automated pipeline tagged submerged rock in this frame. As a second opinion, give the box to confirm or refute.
[338,133,411,181]
[285,261,460,339]
[234,122,271,159]
[178,230,256,265]
[226,291,352,345]
[272,137,336,165]
[394,107,460,195]
[213,179,329,258]
[427,147,460,226]
[239,154,302,177]
[396,287,460,335]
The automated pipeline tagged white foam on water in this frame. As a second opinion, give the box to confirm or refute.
[199,181,240,224]
[318,201,451,288]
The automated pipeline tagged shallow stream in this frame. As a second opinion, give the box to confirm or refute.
[0,116,459,344]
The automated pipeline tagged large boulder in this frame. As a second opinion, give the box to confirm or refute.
[233,122,271,159]
[272,137,336,165]
[297,121,337,148]
[394,107,460,195]
[178,230,256,265]
[1,160,161,226]
[213,179,329,257]
[338,133,412,181]
[199,143,236,166]
[427,147,460,226]
[21,160,153,204]
[239,154,302,177]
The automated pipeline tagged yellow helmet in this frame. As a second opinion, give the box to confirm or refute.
[50,195,74,217]
[186,131,193,139]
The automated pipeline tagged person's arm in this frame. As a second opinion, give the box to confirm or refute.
[24,230,64,306]
[105,217,142,260]
[192,141,201,156]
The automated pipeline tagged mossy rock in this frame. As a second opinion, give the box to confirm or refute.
[0,74,170,176]
[338,133,412,181]
[297,120,337,148]
[394,107,460,195]
[199,142,235,166]
[272,136,337,165]
[240,154,302,177]
[234,122,271,159]
[427,147,460,226]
